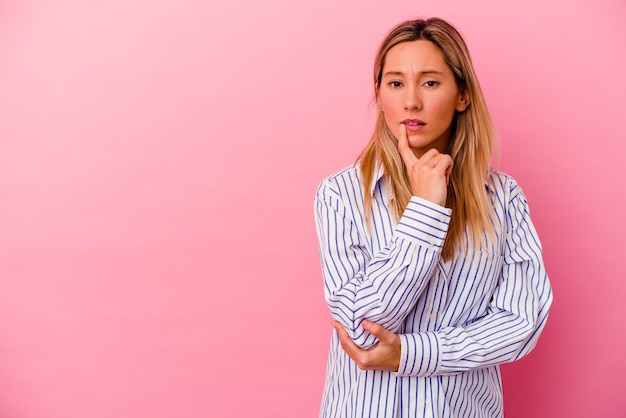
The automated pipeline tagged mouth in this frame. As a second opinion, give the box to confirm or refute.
[402,119,425,132]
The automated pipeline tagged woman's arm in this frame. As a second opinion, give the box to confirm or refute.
[333,182,553,375]
[315,176,451,349]
[396,185,552,376]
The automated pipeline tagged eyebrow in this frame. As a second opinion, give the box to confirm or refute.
[382,70,444,77]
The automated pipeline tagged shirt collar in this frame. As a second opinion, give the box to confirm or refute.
[369,162,386,196]
[485,170,496,194]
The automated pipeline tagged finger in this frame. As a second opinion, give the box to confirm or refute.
[432,154,454,184]
[416,148,441,165]
[397,123,417,167]
[362,320,396,345]
[444,156,453,185]
[332,321,365,359]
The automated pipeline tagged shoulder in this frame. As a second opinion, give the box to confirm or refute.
[315,164,362,200]
[487,169,525,200]
[487,169,534,221]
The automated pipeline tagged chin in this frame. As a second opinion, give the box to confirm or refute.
[407,138,429,148]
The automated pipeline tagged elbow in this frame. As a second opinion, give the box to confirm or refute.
[330,313,378,350]
[351,329,377,350]
[512,303,552,361]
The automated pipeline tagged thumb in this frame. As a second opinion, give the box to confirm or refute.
[362,320,395,344]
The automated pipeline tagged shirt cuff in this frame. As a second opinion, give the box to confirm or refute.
[396,331,441,377]
[395,197,451,249]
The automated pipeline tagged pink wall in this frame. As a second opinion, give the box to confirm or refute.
[1,0,625,417]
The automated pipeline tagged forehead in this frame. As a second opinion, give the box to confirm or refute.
[383,40,449,72]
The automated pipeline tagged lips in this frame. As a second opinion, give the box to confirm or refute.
[402,119,425,132]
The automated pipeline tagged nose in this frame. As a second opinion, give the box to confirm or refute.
[404,85,421,111]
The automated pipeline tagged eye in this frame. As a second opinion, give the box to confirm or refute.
[387,81,403,88]
[423,80,439,88]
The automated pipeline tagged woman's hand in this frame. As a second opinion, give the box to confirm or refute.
[397,123,453,207]
[332,320,401,372]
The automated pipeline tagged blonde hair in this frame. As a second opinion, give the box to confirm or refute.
[359,18,497,260]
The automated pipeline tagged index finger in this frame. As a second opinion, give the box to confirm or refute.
[397,123,417,167]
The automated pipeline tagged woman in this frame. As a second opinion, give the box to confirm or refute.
[314,18,552,417]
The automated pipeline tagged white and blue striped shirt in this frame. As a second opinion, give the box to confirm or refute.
[314,163,552,418]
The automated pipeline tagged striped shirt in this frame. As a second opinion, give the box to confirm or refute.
[314,163,553,418]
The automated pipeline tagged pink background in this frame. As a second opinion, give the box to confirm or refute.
[1,0,625,417]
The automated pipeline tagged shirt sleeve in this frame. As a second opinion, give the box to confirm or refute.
[395,183,553,377]
[314,177,452,349]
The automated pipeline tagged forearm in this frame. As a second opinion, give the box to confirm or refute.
[325,238,440,348]
[396,266,553,377]
[316,191,451,349]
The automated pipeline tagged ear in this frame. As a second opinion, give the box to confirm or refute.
[456,89,470,112]
[376,91,384,113]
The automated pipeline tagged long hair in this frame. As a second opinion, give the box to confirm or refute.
[359,18,497,260]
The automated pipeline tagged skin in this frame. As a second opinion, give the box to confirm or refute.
[379,39,469,206]
[334,40,471,371]
[333,319,402,372]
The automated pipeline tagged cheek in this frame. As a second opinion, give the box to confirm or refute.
[378,90,400,116]
[378,96,391,115]
[378,97,398,132]
[379,97,401,123]
[430,96,460,121]
[381,109,400,138]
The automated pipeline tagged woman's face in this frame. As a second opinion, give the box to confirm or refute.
[378,40,469,158]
